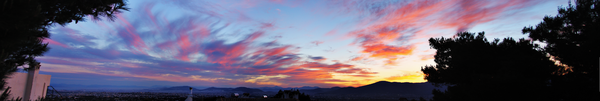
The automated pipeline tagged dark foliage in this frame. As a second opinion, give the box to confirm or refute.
[298,93,311,101]
[399,97,408,101]
[274,90,284,98]
[422,32,559,101]
[522,0,600,100]
[419,97,427,101]
[0,87,9,100]
[422,0,599,101]
[273,89,311,101]
[0,0,128,100]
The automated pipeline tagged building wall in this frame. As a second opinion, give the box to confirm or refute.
[5,73,28,100]
[5,72,51,100]
[32,74,51,100]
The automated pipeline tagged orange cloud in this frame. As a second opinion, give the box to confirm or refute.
[385,72,427,83]
[362,44,414,65]
[420,54,435,61]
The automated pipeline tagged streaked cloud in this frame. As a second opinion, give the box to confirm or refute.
[41,0,375,87]
[329,0,540,65]
[385,72,427,83]
[38,0,562,87]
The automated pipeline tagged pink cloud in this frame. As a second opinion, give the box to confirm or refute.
[420,54,435,61]
[329,0,540,65]
[43,39,68,48]
[116,14,148,54]
[311,41,323,46]
[325,29,337,36]
[41,0,385,87]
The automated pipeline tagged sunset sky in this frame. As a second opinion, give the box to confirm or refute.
[38,0,567,88]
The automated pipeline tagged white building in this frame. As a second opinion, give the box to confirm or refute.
[4,64,51,101]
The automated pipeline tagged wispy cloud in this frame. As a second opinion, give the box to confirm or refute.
[41,0,374,87]
[328,0,540,65]
[39,0,554,87]
[385,72,426,83]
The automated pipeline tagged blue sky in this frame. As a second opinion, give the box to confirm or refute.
[39,0,568,88]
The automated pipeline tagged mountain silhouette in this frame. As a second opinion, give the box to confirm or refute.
[201,87,233,92]
[325,81,442,96]
[258,86,321,92]
[104,81,443,96]
[231,87,264,93]
[299,87,340,94]
[158,86,201,91]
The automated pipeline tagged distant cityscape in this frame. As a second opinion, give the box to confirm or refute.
[42,81,439,101]
[45,91,431,101]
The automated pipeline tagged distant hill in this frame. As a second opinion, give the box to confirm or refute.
[201,87,233,92]
[298,86,320,89]
[258,86,321,92]
[196,87,263,93]
[299,87,340,94]
[51,81,443,97]
[230,87,264,93]
[158,86,202,91]
[324,81,443,96]
[50,84,150,91]
[136,86,265,93]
